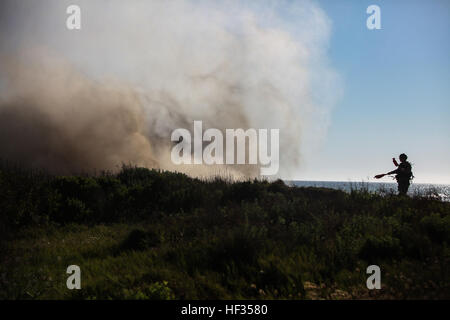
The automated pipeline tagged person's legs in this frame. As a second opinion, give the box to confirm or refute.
[398,181,410,195]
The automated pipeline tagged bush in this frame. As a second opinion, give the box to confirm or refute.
[122,229,161,251]
[359,235,402,261]
[122,281,175,300]
[421,213,450,243]
[1,160,449,299]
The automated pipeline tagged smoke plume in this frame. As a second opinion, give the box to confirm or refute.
[0,0,339,178]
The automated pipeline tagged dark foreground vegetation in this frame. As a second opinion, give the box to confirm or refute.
[0,161,449,299]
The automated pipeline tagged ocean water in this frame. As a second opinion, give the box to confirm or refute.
[287,180,450,201]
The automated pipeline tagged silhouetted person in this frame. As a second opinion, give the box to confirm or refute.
[375,153,413,195]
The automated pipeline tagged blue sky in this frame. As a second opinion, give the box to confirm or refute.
[295,0,450,183]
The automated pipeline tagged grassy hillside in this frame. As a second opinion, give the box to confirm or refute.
[0,161,449,299]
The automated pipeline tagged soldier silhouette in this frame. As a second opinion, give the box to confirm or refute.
[375,153,413,195]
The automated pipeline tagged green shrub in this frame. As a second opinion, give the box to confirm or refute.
[359,235,402,261]
[421,213,450,243]
[122,281,175,300]
[122,229,161,251]
[1,160,449,299]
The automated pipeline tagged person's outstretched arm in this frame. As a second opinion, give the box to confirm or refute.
[375,168,398,179]
[387,168,399,175]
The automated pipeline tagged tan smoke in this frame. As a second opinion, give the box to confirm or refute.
[0,0,339,178]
